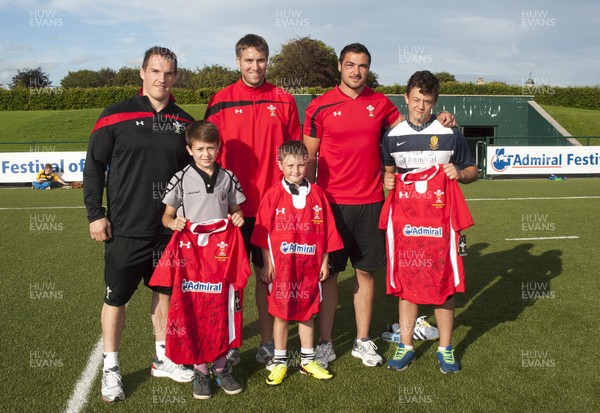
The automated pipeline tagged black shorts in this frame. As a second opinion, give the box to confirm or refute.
[240,217,264,268]
[329,202,386,274]
[104,235,172,306]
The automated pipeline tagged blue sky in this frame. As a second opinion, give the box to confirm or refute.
[1,0,598,89]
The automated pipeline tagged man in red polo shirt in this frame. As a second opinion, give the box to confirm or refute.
[303,43,454,368]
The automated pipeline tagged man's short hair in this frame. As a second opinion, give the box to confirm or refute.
[185,120,220,147]
[339,43,371,66]
[406,70,440,101]
[142,46,178,73]
[278,140,308,162]
[44,163,52,169]
[235,34,269,59]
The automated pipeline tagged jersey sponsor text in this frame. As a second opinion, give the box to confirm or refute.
[182,279,223,293]
[403,224,443,238]
[279,242,316,255]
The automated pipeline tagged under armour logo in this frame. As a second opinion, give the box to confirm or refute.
[235,109,243,114]
[136,121,144,126]
[399,191,409,199]
[276,208,286,215]
[333,111,342,116]
[179,241,191,249]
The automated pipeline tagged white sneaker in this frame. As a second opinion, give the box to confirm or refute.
[151,356,194,383]
[413,316,439,341]
[101,366,125,402]
[351,339,383,367]
[381,316,440,342]
[315,342,336,369]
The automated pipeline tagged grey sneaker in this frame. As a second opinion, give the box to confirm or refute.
[255,342,275,371]
[192,370,211,400]
[101,366,125,402]
[212,365,242,395]
[351,339,383,367]
[226,348,241,366]
[151,356,194,383]
[315,341,336,369]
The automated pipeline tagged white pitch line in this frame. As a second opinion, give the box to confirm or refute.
[0,196,597,211]
[505,236,579,241]
[467,196,600,201]
[63,336,103,413]
[0,206,87,210]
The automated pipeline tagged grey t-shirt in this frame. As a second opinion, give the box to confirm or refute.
[162,163,246,223]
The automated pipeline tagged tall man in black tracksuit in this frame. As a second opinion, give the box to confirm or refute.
[84,47,195,402]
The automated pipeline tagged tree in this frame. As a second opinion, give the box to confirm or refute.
[98,67,116,86]
[174,68,197,89]
[193,64,239,88]
[269,37,339,89]
[111,67,141,87]
[10,67,52,89]
[366,71,380,88]
[61,68,116,88]
[434,71,456,83]
[62,69,100,88]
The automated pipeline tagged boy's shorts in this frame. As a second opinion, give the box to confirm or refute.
[240,217,264,268]
[329,201,386,274]
[104,235,172,306]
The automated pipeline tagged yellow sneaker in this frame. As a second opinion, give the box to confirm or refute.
[300,360,333,380]
[266,363,287,386]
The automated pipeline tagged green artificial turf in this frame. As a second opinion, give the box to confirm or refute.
[1,178,599,412]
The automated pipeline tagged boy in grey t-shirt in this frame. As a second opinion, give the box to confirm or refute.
[162,120,246,230]
[160,120,246,398]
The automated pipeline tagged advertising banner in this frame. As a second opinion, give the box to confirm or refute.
[487,146,600,175]
[0,152,87,183]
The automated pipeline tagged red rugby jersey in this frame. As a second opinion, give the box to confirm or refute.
[251,181,343,322]
[379,165,473,305]
[149,219,251,364]
[205,80,301,217]
[303,86,400,205]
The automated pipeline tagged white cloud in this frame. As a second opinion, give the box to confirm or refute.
[0,0,597,87]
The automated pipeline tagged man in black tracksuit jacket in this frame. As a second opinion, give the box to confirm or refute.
[83,46,195,402]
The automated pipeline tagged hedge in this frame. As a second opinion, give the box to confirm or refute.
[0,86,221,111]
[0,84,599,111]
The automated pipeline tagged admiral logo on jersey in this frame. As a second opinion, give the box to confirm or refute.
[182,280,223,293]
[280,242,316,255]
[403,224,443,238]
